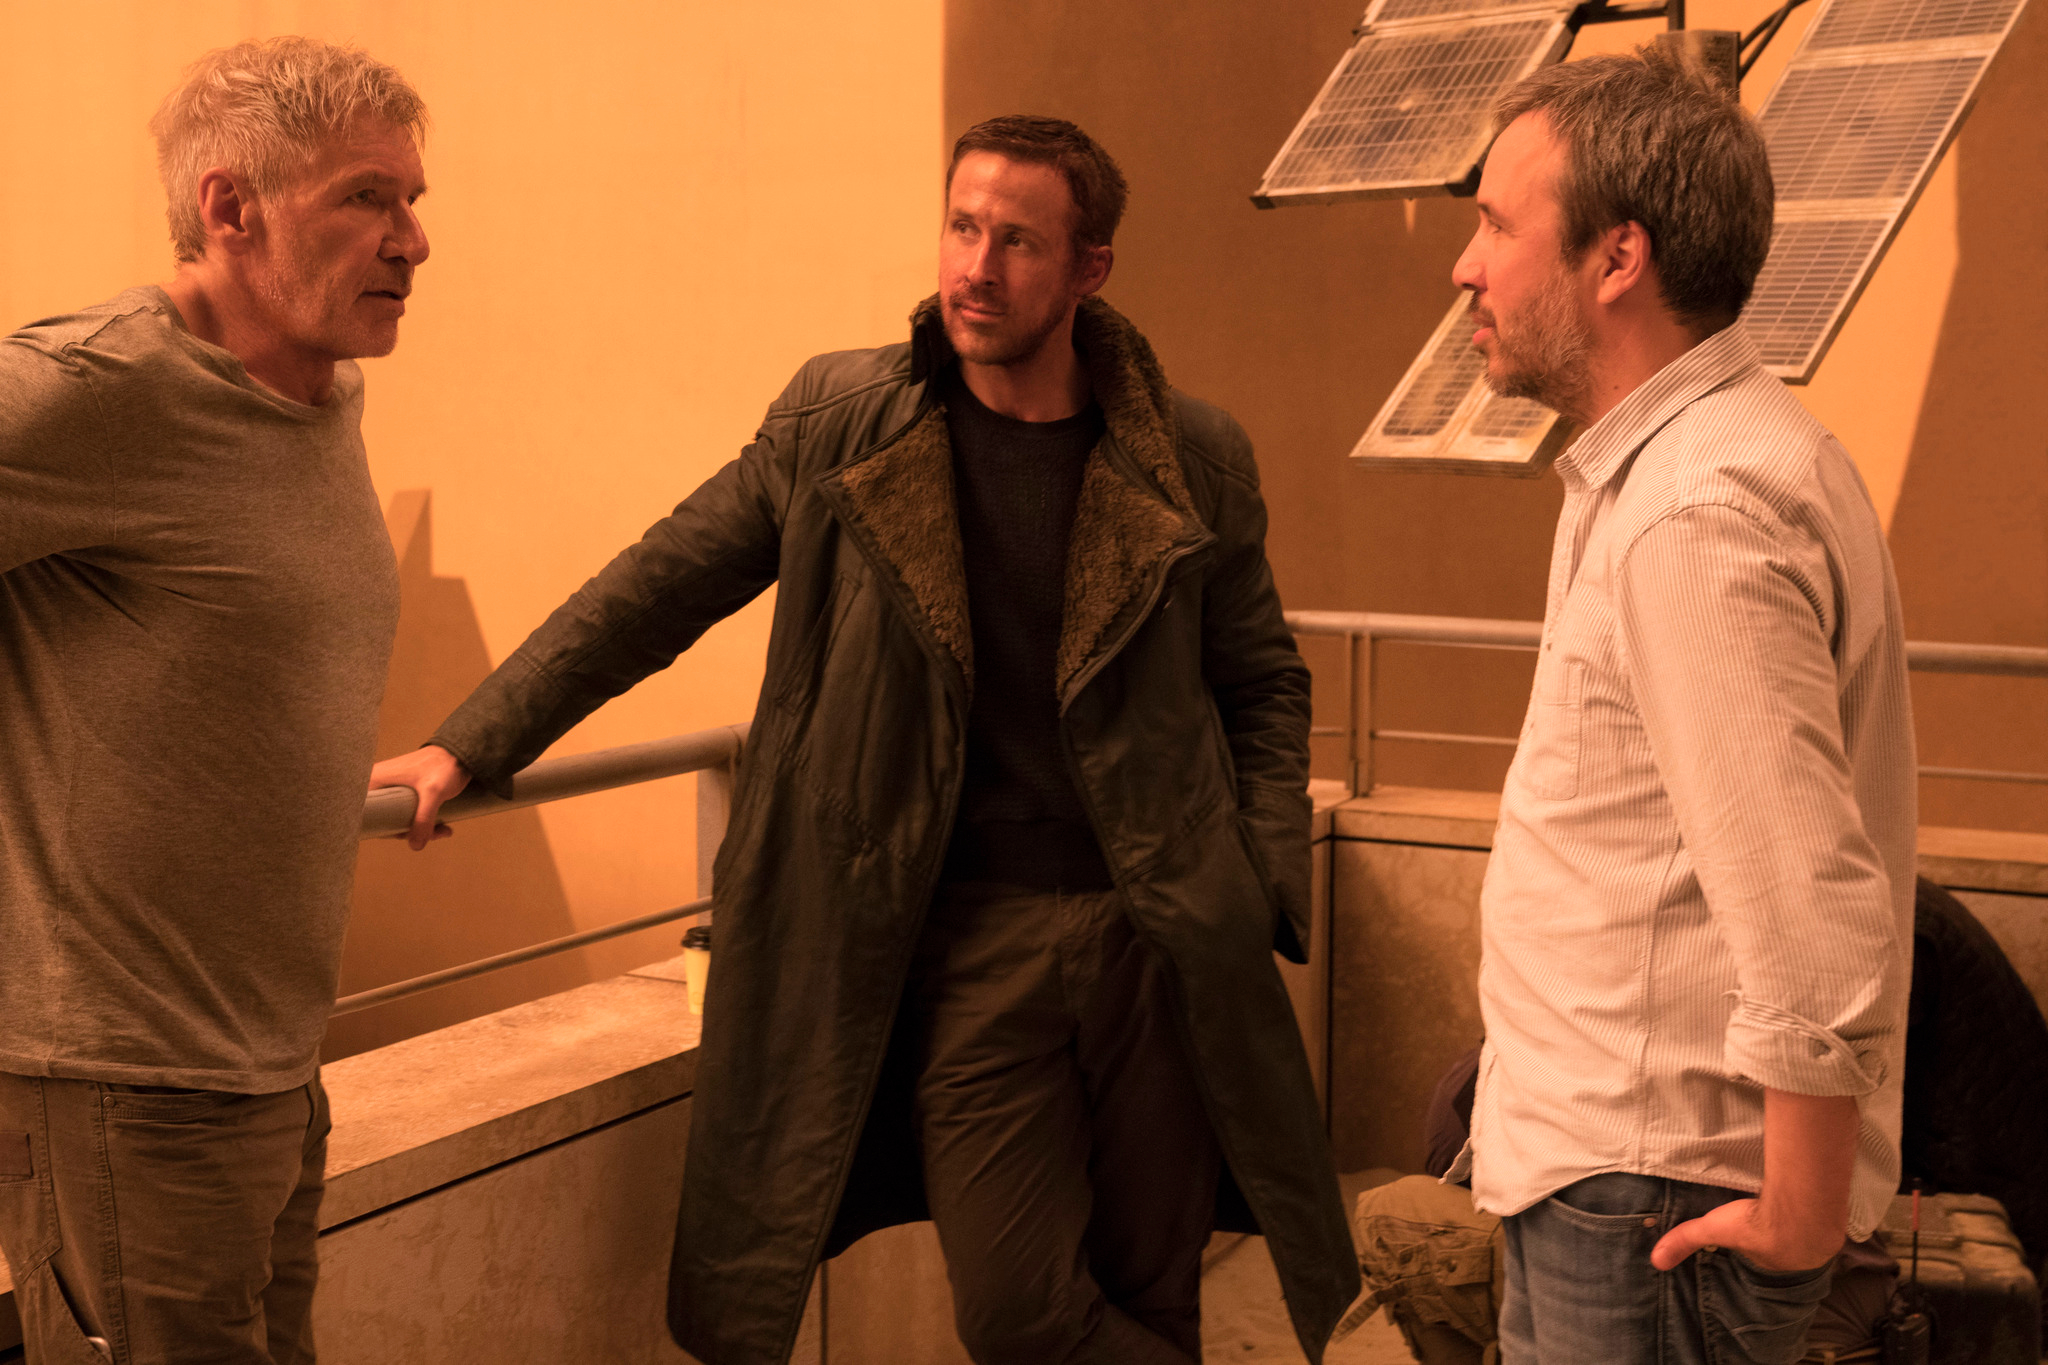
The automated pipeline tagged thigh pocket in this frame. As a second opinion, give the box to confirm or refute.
[20,1260,115,1363]
[0,1114,60,1271]
[1699,1248,1832,1365]
[0,1129,32,1179]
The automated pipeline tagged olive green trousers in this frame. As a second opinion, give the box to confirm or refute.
[903,883,1222,1365]
[0,1071,328,1365]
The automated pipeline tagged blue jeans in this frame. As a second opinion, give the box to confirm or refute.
[1499,1173,1834,1365]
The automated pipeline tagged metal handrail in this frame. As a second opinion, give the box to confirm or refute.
[340,610,2048,1017]
[1286,610,1541,651]
[1285,610,2048,676]
[360,724,747,839]
[1284,610,2048,792]
[1903,642,2048,678]
[338,723,747,1017]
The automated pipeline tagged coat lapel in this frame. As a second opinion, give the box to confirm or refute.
[1056,297,1210,700]
[819,295,1208,704]
[821,400,974,688]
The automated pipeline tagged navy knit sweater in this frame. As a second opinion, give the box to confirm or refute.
[938,365,1114,890]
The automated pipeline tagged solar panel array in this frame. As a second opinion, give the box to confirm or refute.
[1254,3,1573,205]
[1739,0,2028,380]
[1352,295,1572,473]
[1335,0,2027,473]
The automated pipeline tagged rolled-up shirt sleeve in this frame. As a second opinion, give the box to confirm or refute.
[1613,502,1901,1097]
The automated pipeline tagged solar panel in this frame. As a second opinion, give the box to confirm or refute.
[1762,55,1987,201]
[1739,0,2029,381]
[1368,0,1570,24]
[1254,11,1573,205]
[1808,0,2023,48]
[1352,295,1572,474]
[1466,390,1557,440]
[1379,318,1488,437]
[1742,217,1890,369]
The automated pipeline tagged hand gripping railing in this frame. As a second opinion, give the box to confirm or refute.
[1283,610,2048,796]
[337,723,747,1018]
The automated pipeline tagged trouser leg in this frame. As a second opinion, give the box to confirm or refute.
[906,884,1210,1365]
[0,1070,116,1364]
[1496,1206,1534,1362]
[1069,891,1219,1361]
[0,1069,330,1365]
[260,1077,329,1365]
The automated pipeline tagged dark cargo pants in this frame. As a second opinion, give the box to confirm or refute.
[903,883,1223,1365]
[0,1070,329,1365]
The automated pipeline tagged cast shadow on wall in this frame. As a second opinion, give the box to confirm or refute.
[1885,5,2048,835]
[323,490,585,1061]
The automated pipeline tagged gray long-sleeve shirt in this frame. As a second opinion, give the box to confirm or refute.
[1462,323,1916,1240]
[0,287,398,1092]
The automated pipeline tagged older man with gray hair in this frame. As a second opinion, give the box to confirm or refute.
[0,36,428,1364]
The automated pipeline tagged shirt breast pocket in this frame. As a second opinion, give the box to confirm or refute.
[1520,651,1584,801]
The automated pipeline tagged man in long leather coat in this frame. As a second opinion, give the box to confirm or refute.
[372,116,1358,1365]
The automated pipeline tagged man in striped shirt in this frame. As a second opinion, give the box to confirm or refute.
[1446,48,1917,1364]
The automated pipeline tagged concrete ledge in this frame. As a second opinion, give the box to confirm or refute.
[0,955,703,1350]
[1332,786,1500,851]
[1918,824,2048,898]
[322,961,702,1227]
[1309,778,1349,842]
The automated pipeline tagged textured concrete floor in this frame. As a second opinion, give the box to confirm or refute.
[1201,1234,1417,1365]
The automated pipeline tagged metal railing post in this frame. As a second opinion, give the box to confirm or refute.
[1351,630,1375,797]
[695,752,735,924]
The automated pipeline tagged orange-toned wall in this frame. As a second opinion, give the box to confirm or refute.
[7,3,2042,1057]
[946,0,2047,832]
[0,1,943,1054]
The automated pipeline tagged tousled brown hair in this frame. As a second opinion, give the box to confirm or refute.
[1494,46,1773,329]
[946,115,1128,254]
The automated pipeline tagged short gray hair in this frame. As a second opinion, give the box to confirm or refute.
[150,37,428,263]
[1494,46,1773,329]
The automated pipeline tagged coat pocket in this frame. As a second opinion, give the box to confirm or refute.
[773,573,864,711]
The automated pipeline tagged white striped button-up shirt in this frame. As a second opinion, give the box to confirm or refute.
[1462,323,1917,1240]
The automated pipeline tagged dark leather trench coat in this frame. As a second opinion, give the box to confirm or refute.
[431,296,1361,1364]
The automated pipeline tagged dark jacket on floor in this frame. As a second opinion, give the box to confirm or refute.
[429,296,1361,1365]
[1903,876,2048,1274]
